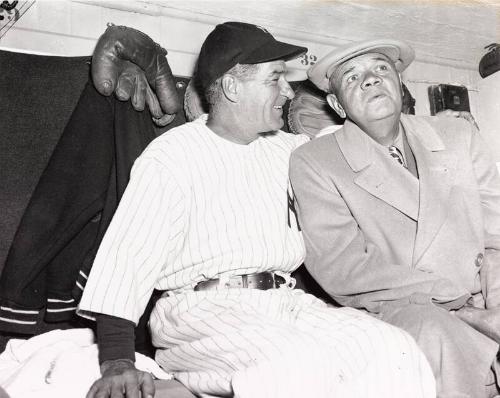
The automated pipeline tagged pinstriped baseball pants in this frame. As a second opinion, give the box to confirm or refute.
[150,288,435,397]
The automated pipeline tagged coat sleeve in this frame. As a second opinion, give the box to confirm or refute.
[468,124,500,308]
[289,148,470,313]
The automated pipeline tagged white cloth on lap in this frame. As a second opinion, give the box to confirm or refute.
[0,328,171,398]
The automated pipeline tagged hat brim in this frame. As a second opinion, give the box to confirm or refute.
[242,39,307,64]
[308,39,415,92]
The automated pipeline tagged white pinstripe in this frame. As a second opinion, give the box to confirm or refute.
[78,116,435,397]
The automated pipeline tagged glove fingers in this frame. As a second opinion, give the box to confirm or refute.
[91,35,121,96]
[152,113,176,127]
[92,24,180,118]
[144,72,177,126]
[92,25,151,97]
[92,57,121,96]
[109,25,181,115]
[115,73,134,101]
[145,84,163,118]
[115,61,148,111]
[154,56,181,115]
[131,75,147,112]
[111,26,160,72]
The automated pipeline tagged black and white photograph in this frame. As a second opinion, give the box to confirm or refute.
[1,1,500,397]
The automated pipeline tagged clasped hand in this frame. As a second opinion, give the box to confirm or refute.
[455,305,500,343]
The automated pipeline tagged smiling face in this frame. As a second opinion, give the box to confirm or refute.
[237,60,295,134]
[327,52,403,129]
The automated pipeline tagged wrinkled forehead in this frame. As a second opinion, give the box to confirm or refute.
[329,52,393,85]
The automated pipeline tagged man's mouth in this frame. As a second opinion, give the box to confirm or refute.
[273,105,283,111]
[368,93,387,102]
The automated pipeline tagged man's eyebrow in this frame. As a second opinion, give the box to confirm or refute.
[340,65,355,78]
[339,55,390,78]
[269,67,286,77]
[371,55,391,63]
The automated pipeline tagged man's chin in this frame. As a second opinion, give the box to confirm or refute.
[367,107,399,122]
[255,117,285,134]
[267,119,284,132]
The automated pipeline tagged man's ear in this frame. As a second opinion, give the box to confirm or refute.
[326,93,346,119]
[398,72,403,90]
[221,74,239,103]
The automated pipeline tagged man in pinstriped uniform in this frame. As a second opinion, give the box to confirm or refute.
[78,22,436,398]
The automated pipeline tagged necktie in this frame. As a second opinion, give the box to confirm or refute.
[388,145,406,167]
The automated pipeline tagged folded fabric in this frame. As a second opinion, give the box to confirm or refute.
[0,328,171,398]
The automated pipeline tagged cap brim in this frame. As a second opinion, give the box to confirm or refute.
[242,39,307,64]
[308,39,414,92]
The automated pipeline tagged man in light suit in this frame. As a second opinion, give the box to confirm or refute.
[289,39,500,397]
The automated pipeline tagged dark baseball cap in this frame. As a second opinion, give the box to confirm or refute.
[196,21,307,91]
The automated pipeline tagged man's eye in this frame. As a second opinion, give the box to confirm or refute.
[376,64,388,72]
[346,75,358,84]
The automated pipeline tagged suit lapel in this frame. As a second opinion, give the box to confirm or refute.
[401,115,458,265]
[336,120,419,221]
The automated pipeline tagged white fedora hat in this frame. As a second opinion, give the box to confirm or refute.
[308,39,415,92]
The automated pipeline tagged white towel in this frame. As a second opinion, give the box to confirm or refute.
[0,328,171,398]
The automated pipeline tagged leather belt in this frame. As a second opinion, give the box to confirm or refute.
[194,271,286,291]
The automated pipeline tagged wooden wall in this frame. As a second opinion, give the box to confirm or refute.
[0,1,483,119]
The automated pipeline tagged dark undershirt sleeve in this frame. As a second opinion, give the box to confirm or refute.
[96,313,136,364]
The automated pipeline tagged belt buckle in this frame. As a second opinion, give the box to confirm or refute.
[273,273,296,289]
[274,274,286,288]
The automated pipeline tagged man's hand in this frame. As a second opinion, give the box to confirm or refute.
[92,23,181,126]
[86,358,155,398]
[455,305,500,343]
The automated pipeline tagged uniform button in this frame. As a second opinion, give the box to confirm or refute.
[475,253,484,267]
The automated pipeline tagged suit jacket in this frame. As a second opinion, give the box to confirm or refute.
[290,114,500,313]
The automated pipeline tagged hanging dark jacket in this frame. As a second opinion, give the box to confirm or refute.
[0,80,157,334]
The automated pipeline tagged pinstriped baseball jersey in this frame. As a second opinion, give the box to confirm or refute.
[78,115,307,323]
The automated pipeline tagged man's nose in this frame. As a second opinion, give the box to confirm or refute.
[361,72,381,90]
[280,80,295,99]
